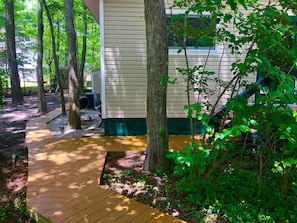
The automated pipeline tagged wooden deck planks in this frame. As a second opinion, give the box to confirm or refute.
[26,107,191,223]
[27,136,191,222]
[58,191,136,223]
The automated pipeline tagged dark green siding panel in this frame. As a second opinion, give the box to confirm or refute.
[168,118,205,135]
[104,118,146,136]
[104,118,204,136]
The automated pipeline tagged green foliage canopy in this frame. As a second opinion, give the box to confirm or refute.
[167,0,297,221]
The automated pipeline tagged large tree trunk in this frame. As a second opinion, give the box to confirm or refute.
[42,0,66,116]
[78,6,87,95]
[65,0,81,129]
[37,0,47,114]
[143,0,168,172]
[5,0,23,106]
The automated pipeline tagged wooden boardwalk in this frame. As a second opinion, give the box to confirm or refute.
[26,108,195,222]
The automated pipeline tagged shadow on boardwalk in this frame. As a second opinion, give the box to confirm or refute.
[26,107,190,222]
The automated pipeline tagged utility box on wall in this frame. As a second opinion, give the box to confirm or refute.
[85,92,101,109]
[92,70,101,93]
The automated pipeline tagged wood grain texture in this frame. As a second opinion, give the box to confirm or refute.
[26,107,191,223]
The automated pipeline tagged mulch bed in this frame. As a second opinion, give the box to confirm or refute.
[101,152,205,223]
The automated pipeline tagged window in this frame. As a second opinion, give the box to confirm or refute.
[166,13,217,51]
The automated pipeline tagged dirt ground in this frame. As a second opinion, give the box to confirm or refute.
[101,152,219,223]
[0,93,62,222]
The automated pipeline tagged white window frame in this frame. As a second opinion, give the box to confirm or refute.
[166,9,219,55]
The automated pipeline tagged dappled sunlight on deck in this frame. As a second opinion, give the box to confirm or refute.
[26,108,189,222]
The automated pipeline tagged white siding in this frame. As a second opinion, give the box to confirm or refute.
[92,70,101,93]
[103,0,259,119]
[104,0,146,118]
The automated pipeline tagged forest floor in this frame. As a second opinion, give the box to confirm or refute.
[0,93,224,223]
[101,152,201,222]
[0,93,61,222]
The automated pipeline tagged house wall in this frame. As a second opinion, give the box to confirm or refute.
[102,0,295,135]
[104,0,147,119]
[103,0,255,118]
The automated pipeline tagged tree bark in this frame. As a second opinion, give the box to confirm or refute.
[37,0,47,114]
[65,0,81,129]
[143,0,168,172]
[78,6,87,95]
[5,0,23,106]
[42,0,66,116]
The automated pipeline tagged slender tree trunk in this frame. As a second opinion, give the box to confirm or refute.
[48,57,53,92]
[37,0,47,114]
[78,6,87,95]
[42,0,66,116]
[65,0,81,129]
[55,21,61,93]
[143,0,168,172]
[5,0,23,106]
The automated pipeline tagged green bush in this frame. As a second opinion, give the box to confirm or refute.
[167,0,297,221]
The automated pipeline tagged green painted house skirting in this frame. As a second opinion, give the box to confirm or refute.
[104,118,204,136]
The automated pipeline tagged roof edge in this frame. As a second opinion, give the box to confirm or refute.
[82,0,100,24]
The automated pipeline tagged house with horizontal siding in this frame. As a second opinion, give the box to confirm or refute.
[82,0,296,136]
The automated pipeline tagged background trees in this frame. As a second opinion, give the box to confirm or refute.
[65,0,81,129]
[0,0,100,109]
[37,0,47,114]
[5,0,23,106]
[42,0,67,115]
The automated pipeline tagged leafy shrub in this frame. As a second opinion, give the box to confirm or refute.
[167,0,297,222]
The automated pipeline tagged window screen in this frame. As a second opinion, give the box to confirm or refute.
[167,14,216,49]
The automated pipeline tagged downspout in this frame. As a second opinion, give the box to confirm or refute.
[100,0,106,119]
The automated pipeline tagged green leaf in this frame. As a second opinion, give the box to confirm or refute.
[231,128,241,137]
[205,125,212,133]
[176,156,185,164]
[276,166,283,173]
[227,0,237,10]
[184,105,189,111]
[268,91,280,99]
[280,134,287,140]
[293,111,297,122]
[239,0,247,10]
[224,14,233,22]
[160,75,177,85]
[223,128,232,135]
[197,114,203,120]
[185,161,191,167]
[286,127,292,132]
[283,158,297,168]
[215,132,224,139]
[184,105,193,119]
[238,125,251,133]
[192,103,202,113]
[250,119,259,127]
